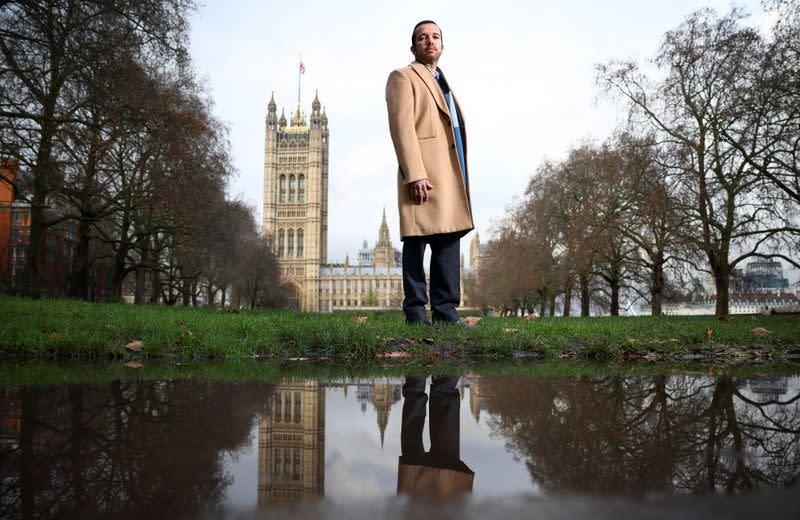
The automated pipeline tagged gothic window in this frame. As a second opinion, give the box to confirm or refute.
[278,230,285,258]
[293,450,301,480]
[298,175,305,202]
[287,229,294,257]
[274,449,281,477]
[279,175,287,203]
[283,449,291,477]
[289,175,296,202]
[297,229,304,257]
[284,394,291,421]
[294,392,301,423]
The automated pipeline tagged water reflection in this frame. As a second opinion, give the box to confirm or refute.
[475,374,800,494]
[398,376,474,498]
[0,372,798,518]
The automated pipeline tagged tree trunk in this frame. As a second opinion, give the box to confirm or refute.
[549,294,556,317]
[181,278,191,306]
[539,288,547,317]
[134,267,146,304]
[562,276,572,317]
[651,257,665,316]
[22,124,57,291]
[580,273,590,317]
[149,268,160,304]
[714,269,730,316]
[69,216,91,300]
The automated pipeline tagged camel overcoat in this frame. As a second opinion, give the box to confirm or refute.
[386,61,474,239]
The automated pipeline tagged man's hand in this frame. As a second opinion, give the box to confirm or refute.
[408,179,433,204]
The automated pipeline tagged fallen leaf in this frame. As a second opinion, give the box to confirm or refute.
[751,327,773,336]
[704,329,713,339]
[125,340,143,352]
[749,316,758,321]
[375,351,413,358]
[422,337,435,345]
[503,328,519,333]
[668,338,679,344]
[353,316,368,325]
[125,361,142,369]
[463,316,481,326]
[46,332,60,340]
[718,315,729,322]
[628,338,640,345]
[522,315,538,321]
[175,319,186,326]
[383,337,396,343]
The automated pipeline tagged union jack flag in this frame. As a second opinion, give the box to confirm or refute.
[300,61,305,74]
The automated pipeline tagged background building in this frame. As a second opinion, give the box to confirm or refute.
[262,94,418,312]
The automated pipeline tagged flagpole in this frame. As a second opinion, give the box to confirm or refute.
[298,54,302,105]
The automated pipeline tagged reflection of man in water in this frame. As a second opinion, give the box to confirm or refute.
[397,376,474,498]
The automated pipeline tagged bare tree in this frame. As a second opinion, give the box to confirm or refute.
[599,8,797,315]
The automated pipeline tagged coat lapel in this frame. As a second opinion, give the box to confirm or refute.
[409,61,450,118]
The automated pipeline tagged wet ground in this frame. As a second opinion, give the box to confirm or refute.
[1,371,798,518]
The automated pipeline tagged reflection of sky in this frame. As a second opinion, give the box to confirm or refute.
[219,377,536,511]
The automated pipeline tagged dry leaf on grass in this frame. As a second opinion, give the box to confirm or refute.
[125,340,143,352]
[749,316,758,321]
[175,319,186,326]
[375,351,413,359]
[125,361,142,369]
[522,315,537,321]
[751,327,773,336]
[718,315,730,322]
[46,332,60,340]
[503,328,519,333]
[353,316,368,325]
[628,338,640,345]
[704,329,713,339]
[463,317,481,327]
[668,338,679,344]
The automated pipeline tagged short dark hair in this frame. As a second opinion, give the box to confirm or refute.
[411,20,441,44]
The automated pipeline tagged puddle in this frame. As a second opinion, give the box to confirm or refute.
[1,372,799,518]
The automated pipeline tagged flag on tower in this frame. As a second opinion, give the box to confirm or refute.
[300,61,305,74]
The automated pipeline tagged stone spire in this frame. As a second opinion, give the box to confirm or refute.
[377,208,391,247]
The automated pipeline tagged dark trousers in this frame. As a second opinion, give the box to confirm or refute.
[400,376,461,463]
[402,232,461,324]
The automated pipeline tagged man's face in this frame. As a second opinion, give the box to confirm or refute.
[411,23,443,64]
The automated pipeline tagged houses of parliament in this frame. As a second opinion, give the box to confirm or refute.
[262,91,482,312]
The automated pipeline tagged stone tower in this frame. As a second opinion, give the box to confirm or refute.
[263,91,329,311]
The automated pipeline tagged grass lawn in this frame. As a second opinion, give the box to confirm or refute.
[1,295,798,362]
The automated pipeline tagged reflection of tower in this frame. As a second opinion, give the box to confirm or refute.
[371,383,401,448]
[257,381,325,506]
[467,374,484,424]
[356,383,372,413]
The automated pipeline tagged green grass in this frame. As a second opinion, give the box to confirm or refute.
[1,294,798,362]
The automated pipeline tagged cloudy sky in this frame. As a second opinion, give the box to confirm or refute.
[188,0,772,266]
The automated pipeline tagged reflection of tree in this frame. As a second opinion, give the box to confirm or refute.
[1,381,270,519]
[481,375,800,495]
